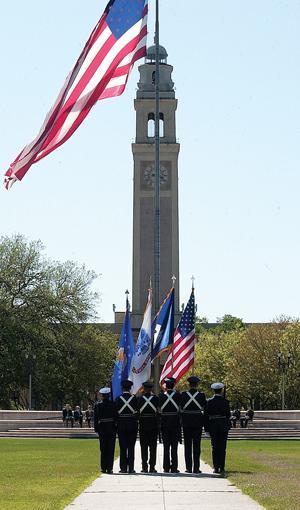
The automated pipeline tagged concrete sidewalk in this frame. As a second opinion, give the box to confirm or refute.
[65,443,264,510]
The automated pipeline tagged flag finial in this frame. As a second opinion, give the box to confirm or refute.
[191,276,195,290]
[125,290,130,311]
[171,275,176,288]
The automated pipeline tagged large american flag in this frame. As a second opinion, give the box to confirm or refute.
[4,0,148,189]
[160,289,196,384]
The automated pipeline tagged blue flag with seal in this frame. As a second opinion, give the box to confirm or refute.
[151,286,175,361]
[111,294,135,400]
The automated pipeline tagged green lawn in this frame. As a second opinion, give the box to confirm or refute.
[201,439,300,510]
[0,439,104,510]
[1,438,299,510]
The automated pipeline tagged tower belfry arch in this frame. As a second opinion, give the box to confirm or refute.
[131,44,180,327]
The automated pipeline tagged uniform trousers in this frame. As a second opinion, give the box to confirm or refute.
[210,429,228,471]
[139,429,157,470]
[118,429,137,472]
[98,431,116,472]
[161,426,181,472]
[183,427,202,472]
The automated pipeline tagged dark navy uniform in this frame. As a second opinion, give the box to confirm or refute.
[137,392,159,472]
[181,388,206,473]
[204,393,231,473]
[94,397,117,473]
[115,392,138,473]
[159,389,182,472]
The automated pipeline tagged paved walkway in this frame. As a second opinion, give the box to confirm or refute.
[65,443,264,510]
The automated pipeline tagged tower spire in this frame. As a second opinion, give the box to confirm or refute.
[131,6,180,334]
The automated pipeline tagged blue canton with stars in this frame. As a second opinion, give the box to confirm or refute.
[178,291,195,339]
[106,0,146,39]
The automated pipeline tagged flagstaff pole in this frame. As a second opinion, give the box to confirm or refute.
[192,276,196,375]
[153,0,161,394]
[170,276,176,375]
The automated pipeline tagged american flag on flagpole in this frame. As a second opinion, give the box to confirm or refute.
[160,289,196,384]
[4,0,148,190]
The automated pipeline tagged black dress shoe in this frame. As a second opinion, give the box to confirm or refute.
[171,469,180,473]
[119,470,127,474]
[149,468,157,473]
[185,469,192,473]
[107,470,113,474]
[128,470,136,474]
[213,468,219,474]
[163,469,170,473]
[219,470,225,477]
[141,469,148,473]
[193,470,202,474]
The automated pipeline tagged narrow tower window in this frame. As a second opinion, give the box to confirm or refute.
[159,113,164,138]
[147,113,155,138]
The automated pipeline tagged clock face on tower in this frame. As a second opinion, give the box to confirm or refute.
[143,162,168,187]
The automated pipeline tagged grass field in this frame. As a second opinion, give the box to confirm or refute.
[201,439,300,510]
[0,438,299,510]
[0,439,102,510]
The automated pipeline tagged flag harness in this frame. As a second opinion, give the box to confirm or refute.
[160,391,179,412]
[140,395,157,413]
[183,391,203,412]
[118,395,136,415]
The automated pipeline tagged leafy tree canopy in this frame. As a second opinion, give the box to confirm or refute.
[186,320,300,410]
[0,234,117,409]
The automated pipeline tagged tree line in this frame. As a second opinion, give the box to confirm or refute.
[185,315,300,410]
[1,235,299,410]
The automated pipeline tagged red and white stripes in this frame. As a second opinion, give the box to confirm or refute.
[4,2,148,189]
[160,329,196,384]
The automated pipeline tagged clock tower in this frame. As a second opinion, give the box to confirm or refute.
[131,44,180,327]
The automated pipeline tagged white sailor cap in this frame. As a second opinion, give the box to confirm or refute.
[99,387,111,394]
[211,382,224,390]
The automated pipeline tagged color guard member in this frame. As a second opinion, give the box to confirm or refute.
[115,379,138,474]
[204,382,231,476]
[159,377,182,473]
[94,387,117,474]
[181,375,206,473]
[137,381,160,473]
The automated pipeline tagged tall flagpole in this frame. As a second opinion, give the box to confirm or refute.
[153,0,161,393]
[191,276,196,375]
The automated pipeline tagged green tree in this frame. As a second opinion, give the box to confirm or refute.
[191,321,300,409]
[216,314,245,332]
[30,325,117,408]
[0,234,107,408]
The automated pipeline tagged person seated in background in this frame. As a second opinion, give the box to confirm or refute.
[74,406,83,427]
[244,408,255,428]
[239,407,247,428]
[230,408,241,428]
[65,404,74,428]
[85,405,94,428]
[62,404,67,426]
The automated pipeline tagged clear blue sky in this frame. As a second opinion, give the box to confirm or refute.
[1,1,300,323]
